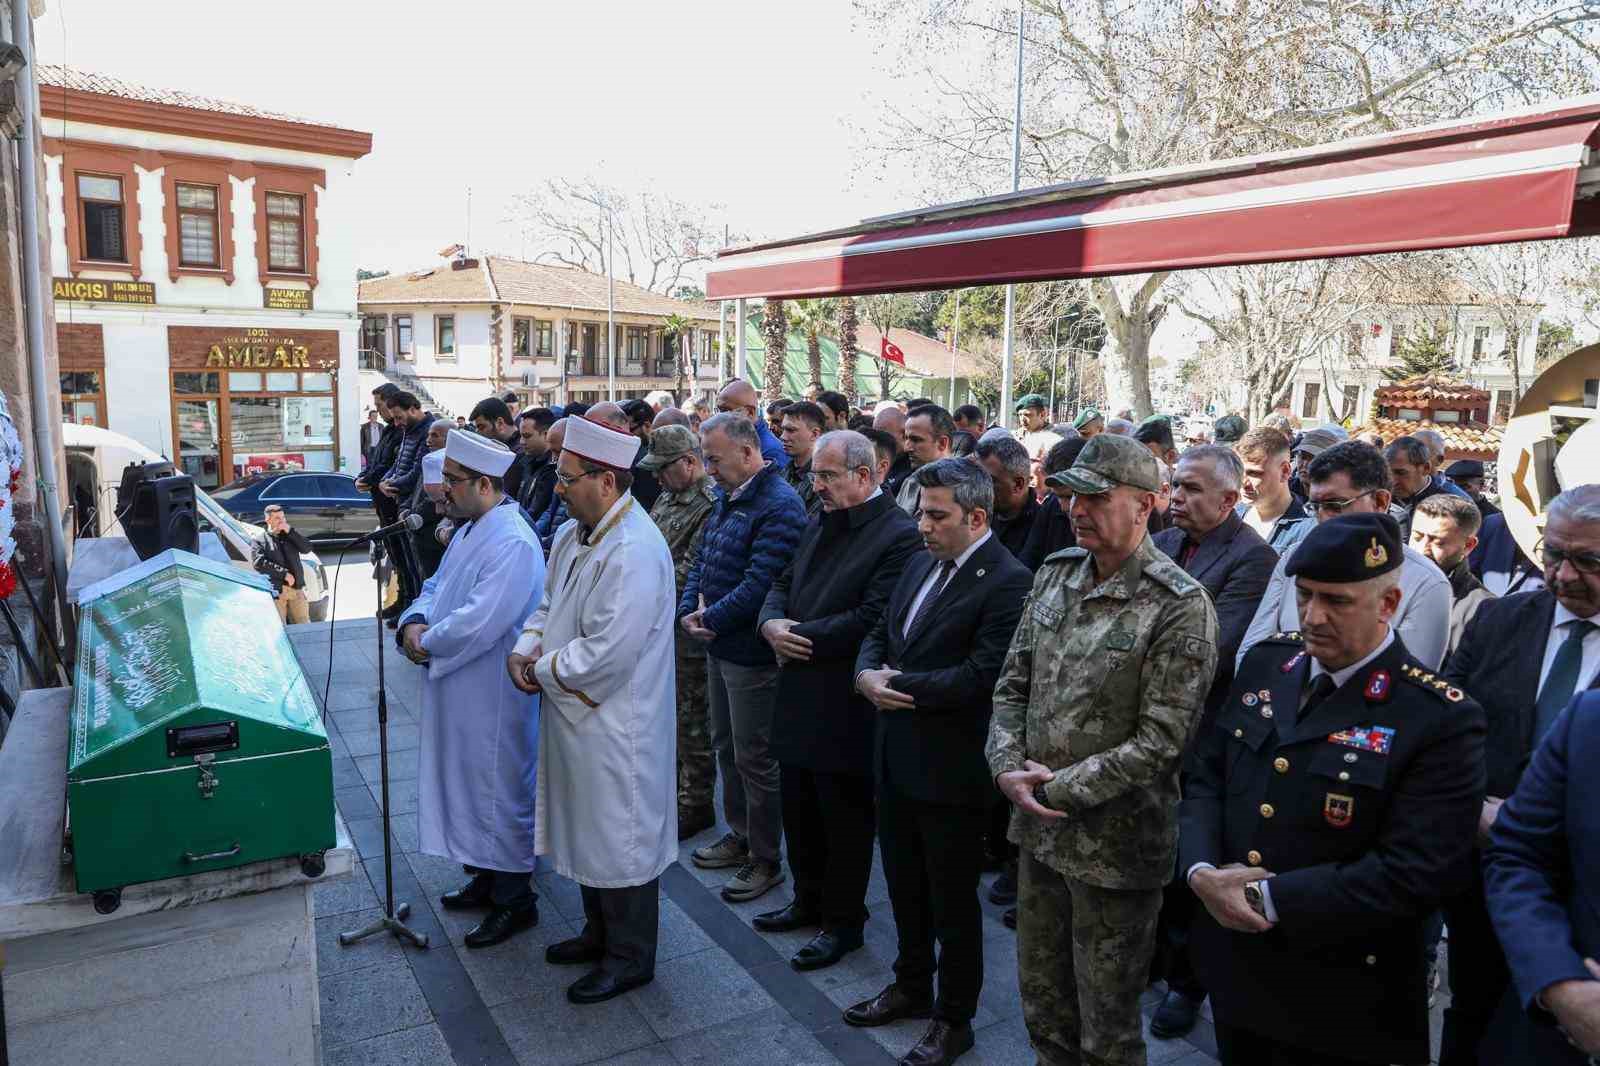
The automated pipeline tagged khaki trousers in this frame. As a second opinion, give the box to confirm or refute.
[276,585,310,624]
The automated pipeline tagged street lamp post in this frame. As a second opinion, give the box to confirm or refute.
[998,5,1025,429]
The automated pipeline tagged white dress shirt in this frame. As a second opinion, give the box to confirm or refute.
[1536,603,1600,700]
[903,531,991,637]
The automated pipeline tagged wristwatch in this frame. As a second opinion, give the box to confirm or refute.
[1243,880,1267,918]
[1032,783,1052,810]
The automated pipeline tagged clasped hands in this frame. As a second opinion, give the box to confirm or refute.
[400,623,431,665]
[1190,863,1277,934]
[506,644,543,695]
[759,618,813,664]
[680,595,715,643]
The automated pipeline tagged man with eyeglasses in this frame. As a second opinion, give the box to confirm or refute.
[1439,482,1600,1066]
[640,424,720,841]
[1237,441,1451,672]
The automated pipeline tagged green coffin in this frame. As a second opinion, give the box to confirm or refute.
[69,549,334,894]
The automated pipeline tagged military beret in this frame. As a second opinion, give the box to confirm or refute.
[1133,415,1175,450]
[1048,432,1163,494]
[1212,414,1248,443]
[1072,407,1103,429]
[1285,513,1403,582]
[1444,459,1485,479]
[1015,393,1048,412]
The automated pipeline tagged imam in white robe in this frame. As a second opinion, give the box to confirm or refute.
[514,494,678,888]
[403,498,546,873]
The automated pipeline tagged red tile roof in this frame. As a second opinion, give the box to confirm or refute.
[358,256,719,321]
[1373,375,1490,408]
[1356,416,1502,461]
[38,65,324,125]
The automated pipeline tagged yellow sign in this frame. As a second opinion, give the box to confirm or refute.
[264,287,312,311]
[53,277,156,305]
[205,328,311,370]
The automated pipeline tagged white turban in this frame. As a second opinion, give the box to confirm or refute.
[564,416,638,470]
[444,428,514,476]
[421,449,445,486]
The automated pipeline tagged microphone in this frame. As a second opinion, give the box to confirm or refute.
[357,512,424,542]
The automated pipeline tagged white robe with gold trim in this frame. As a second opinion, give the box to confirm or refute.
[513,494,678,888]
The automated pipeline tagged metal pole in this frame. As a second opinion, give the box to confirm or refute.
[998,4,1025,429]
[735,298,748,379]
[949,290,960,409]
[718,302,728,391]
[1049,317,1060,419]
[11,6,75,651]
[606,213,616,401]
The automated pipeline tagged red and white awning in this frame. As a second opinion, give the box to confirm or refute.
[707,96,1600,301]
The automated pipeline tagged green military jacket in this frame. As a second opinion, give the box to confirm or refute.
[986,534,1219,890]
[651,475,718,656]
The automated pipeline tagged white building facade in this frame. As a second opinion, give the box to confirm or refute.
[1288,299,1542,429]
[42,67,372,489]
[358,256,724,416]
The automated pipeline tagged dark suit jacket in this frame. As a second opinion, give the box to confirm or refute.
[1180,634,1486,1064]
[760,492,923,776]
[1153,510,1278,727]
[1444,590,1600,799]
[1018,492,1074,572]
[857,534,1033,809]
[1483,691,1600,1065]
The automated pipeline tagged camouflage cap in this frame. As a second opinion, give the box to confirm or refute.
[638,424,697,471]
[1047,432,1162,494]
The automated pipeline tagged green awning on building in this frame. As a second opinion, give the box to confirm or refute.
[738,319,922,402]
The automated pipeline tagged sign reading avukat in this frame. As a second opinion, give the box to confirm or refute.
[205,327,312,369]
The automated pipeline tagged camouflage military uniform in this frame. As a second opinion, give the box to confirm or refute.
[987,535,1218,1066]
[651,474,719,821]
[783,457,820,517]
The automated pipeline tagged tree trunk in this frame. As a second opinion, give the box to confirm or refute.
[762,298,787,401]
[807,331,822,389]
[1091,275,1166,419]
[838,297,859,405]
[674,334,686,400]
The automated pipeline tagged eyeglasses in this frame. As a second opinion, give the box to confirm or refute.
[555,468,606,487]
[440,472,477,488]
[1538,542,1600,574]
[809,467,858,484]
[1309,490,1376,515]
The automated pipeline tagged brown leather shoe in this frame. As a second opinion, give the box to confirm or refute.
[843,983,934,1027]
[900,1020,974,1065]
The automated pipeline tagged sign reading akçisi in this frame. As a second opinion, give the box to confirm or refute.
[53,277,156,305]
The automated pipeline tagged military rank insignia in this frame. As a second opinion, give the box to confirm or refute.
[1324,793,1354,828]
[1328,725,1395,754]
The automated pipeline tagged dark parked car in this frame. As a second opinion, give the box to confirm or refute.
[212,471,375,542]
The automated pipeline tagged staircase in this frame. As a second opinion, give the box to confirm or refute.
[377,364,455,419]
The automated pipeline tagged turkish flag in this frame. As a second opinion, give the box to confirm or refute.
[881,337,906,365]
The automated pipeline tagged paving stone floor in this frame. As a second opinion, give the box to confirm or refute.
[292,619,1450,1066]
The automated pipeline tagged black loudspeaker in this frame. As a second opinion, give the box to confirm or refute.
[116,461,199,561]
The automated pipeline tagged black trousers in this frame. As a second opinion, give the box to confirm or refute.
[579,879,659,980]
[1215,1023,1370,1066]
[1152,870,1206,1000]
[985,794,1017,866]
[878,783,986,1023]
[463,865,537,909]
[1438,866,1509,1066]
[779,764,875,933]
[373,491,421,606]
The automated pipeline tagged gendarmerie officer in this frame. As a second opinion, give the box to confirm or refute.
[1179,513,1486,1066]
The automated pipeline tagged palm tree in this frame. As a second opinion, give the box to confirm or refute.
[761,298,788,401]
[837,296,859,405]
[662,312,692,400]
[786,298,835,391]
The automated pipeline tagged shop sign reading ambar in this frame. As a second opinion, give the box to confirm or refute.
[53,277,156,305]
[168,325,339,372]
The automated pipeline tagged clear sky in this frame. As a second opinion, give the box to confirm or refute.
[34,0,929,279]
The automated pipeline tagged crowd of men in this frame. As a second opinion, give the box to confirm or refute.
[332,378,1600,1066]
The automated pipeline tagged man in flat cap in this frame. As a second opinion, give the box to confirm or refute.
[508,415,679,1005]
[1444,458,1501,522]
[987,432,1219,1066]
[1013,393,1062,484]
[640,424,720,839]
[400,429,547,949]
[1180,513,1486,1066]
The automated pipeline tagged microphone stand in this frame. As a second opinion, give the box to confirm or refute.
[339,525,428,951]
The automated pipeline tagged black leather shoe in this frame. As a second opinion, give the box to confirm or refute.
[566,968,653,1004]
[900,1020,974,1066]
[545,935,605,965]
[792,928,864,971]
[753,899,822,932]
[463,904,538,948]
[1148,989,1203,1038]
[988,867,1017,906]
[1001,907,1016,930]
[843,984,934,1027]
[439,876,494,911]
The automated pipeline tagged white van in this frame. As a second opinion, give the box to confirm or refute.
[62,423,331,620]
